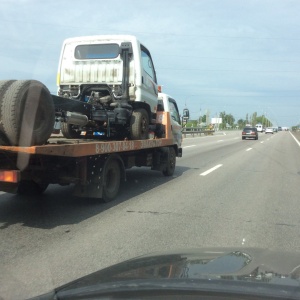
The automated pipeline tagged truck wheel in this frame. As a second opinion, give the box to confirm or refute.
[130,108,149,140]
[0,131,10,146]
[0,80,16,133]
[1,80,55,146]
[102,159,121,202]
[17,180,48,196]
[162,147,176,176]
[61,123,82,139]
[0,80,16,101]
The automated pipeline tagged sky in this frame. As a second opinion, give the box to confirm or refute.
[0,0,300,127]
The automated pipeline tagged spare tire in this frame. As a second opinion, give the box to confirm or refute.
[1,80,55,146]
[0,80,16,133]
[0,131,10,146]
[0,80,16,100]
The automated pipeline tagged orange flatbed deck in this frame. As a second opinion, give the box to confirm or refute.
[0,111,175,157]
[0,137,174,157]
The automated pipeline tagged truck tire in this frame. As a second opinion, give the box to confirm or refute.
[17,180,48,196]
[130,108,149,140]
[1,80,55,146]
[0,80,15,92]
[0,131,10,146]
[61,123,82,139]
[162,147,176,176]
[102,159,121,202]
[0,80,16,133]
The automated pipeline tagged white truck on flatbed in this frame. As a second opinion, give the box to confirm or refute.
[0,35,182,201]
[56,35,160,141]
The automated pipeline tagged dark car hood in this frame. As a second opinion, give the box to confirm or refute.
[35,248,300,299]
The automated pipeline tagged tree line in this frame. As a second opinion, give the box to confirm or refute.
[185,111,273,129]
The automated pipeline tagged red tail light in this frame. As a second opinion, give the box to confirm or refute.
[0,170,20,183]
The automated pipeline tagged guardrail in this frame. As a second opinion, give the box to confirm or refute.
[182,127,215,137]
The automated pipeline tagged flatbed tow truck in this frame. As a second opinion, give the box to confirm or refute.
[0,107,182,202]
[0,35,182,201]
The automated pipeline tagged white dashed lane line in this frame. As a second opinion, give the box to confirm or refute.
[246,148,252,151]
[183,145,196,149]
[289,131,300,148]
[200,164,223,176]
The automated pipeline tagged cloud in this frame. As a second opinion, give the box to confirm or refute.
[0,0,299,125]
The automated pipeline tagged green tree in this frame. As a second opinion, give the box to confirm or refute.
[252,112,257,125]
[219,111,235,129]
[256,115,272,127]
[237,119,246,129]
[185,120,198,127]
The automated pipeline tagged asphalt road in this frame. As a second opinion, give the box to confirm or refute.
[1,130,300,299]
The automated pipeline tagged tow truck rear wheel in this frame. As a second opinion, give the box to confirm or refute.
[130,108,149,140]
[162,147,176,176]
[17,180,48,196]
[61,123,82,139]
[102,159,121,202]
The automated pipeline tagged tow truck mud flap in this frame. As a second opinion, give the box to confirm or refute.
[73,154,125,202]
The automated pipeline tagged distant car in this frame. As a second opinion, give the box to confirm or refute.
[272,127,278,133]
[265,127,273,134]
[242,127,258,140]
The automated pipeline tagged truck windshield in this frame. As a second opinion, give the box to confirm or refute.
[74,44,120,59]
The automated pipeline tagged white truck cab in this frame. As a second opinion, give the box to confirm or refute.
[56,35,159,140]
[158,92,182,149]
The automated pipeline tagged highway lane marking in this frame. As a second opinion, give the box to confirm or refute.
[246,148,252,151]
[260,141,264,144]
[200,164,223,176]
[289,131,300,148]
[218,138,239,142]
[183,145,196,148]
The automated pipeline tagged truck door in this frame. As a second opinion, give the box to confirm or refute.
[168,98,182,147]
[140,46,158,113]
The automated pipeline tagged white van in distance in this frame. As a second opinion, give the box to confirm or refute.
[256,124,263,132]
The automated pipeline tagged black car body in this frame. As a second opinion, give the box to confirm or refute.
[242,127,258,140]
[31,248,300,299]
